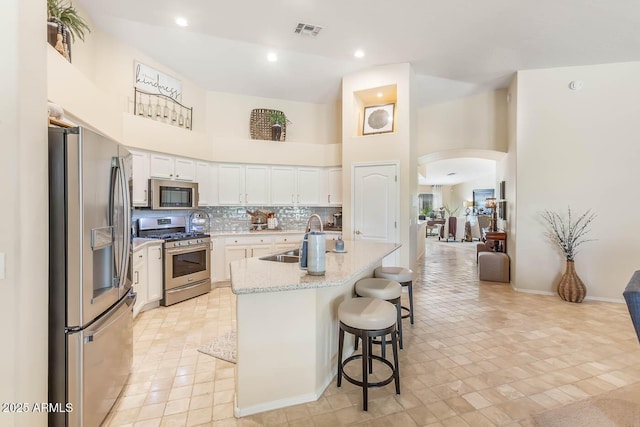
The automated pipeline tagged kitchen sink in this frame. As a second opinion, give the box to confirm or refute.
[259,253,300,263]
[259,240,337,263]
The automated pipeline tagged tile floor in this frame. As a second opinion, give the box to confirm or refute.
[105,239,640,426]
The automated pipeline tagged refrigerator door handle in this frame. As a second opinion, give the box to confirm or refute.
[117,157,132,290]
[108,159,121,288]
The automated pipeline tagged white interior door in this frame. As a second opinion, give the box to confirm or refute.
[353,163,398,243]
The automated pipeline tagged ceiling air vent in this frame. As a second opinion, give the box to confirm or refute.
[294,22,323,37]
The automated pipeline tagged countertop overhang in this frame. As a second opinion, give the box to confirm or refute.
[230,240,400,295]
[208,229,341,237]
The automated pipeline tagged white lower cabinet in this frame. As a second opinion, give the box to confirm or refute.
[223,236,275,280]
[273,234,304,253]
[146,242,163,303]
[133,242,164,318]
[132,247,148,318]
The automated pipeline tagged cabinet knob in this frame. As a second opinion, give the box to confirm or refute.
[144,189,147,202]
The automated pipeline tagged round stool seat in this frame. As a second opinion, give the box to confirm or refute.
[355,278,402,300]
[374,266,413,283]
[338,297,397,331]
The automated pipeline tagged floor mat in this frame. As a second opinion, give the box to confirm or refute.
[197,330,236,364]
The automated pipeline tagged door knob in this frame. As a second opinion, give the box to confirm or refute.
[355,230,361,235]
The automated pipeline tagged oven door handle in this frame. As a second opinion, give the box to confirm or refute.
[165,244,209,255]
[166,281,208,294]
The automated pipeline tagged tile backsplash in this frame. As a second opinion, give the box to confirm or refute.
[133,206,341,234]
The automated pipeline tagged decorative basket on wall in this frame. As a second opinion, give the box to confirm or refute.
[250,109,287,141]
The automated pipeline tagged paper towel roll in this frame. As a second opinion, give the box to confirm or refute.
[307,232,326,276]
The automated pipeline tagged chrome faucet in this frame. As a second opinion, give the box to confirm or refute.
[305,214,324,232]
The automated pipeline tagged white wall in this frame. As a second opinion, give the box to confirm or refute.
[417,89,508,155]
[514,62,640,300]
[48,22,343,167]
[1,0,49,425]
[341,63,417,269]
[497,77,518,283]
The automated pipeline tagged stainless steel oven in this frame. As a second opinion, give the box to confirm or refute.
[137,216,211,306]
[163,238,211,306]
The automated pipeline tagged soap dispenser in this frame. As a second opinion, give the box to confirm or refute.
[335,234,345,252]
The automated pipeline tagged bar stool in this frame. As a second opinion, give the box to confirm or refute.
[337,297,400,411]
[354,278,404,351]
[374,266,415,324]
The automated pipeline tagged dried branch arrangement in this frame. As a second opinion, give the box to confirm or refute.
[541,207,596,261]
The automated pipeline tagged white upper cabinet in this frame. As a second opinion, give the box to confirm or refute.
[270,167,322,206]
[218,164,244,205]
[218,164,269,205]
[296,168,322,205]
[130,150,150,207]
[196,162,217,206]
[244,165,269,205]
[173,158,196,181]
[149,153,195,181]
[326,168,343,205]
[270,166,297,205]
[149,154,173,179]
[130,148,340,208]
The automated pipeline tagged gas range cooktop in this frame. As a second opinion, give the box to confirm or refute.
[137,217,209,244]
[150,231,208,242]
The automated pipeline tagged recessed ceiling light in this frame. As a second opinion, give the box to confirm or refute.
[377,92,383,98]
[354,50,365,58]
[267,52,278,62]
[175,17,188,27]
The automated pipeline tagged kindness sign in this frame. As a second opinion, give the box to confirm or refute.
[134,61,182,101]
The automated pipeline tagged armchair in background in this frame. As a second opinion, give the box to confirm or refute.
[439,216,466,242]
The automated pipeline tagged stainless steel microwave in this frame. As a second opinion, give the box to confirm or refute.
[149,179,199,210]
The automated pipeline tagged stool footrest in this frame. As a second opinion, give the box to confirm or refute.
[341,354,396,389]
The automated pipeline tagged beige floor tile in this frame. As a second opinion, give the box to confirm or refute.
[104,242,640,427]
[164,398,190,416]
[185,406,212,426]
[138,403,167,421]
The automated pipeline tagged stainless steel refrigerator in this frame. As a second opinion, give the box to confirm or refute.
[48,127,135,427]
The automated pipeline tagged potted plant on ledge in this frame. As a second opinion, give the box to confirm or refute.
[268,111,291,141]
[47,0,91,62]
[542,206,596,303]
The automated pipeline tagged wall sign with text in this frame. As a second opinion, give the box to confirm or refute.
[134,61,182,101]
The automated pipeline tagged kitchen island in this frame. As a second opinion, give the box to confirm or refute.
[230,239,401,417]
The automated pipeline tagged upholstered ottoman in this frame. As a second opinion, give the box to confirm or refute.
[478,252,510,283]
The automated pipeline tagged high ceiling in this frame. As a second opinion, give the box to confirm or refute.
[76,1,638,186]
[77,0,640,107]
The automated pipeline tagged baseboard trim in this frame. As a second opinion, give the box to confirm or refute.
[234,391,319,418]
[512,287,624,303]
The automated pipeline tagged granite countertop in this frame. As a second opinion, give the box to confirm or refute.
[208,229,341,237]
[132,237,164,249]
[230,240,400,295]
